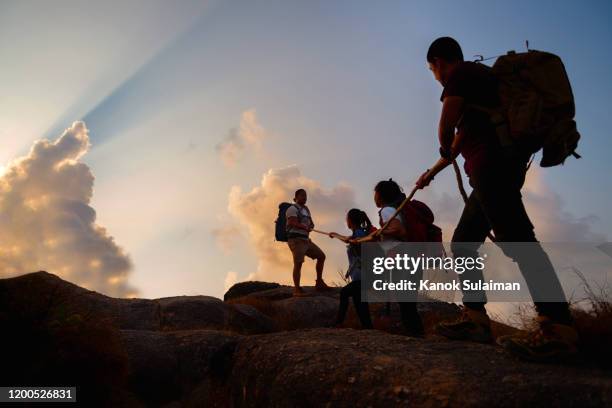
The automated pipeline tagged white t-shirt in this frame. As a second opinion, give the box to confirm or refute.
[285,204,313,238]
[380,206,403,225]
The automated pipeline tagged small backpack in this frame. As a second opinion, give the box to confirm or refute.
[473,50,580,167]
[404,200,444,257]
[274,202,294,242]
[401,200,442,244]
[381,198,443,245]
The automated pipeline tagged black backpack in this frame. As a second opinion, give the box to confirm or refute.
[275,202,294,242]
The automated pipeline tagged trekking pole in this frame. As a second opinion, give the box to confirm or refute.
[452,160,497,242]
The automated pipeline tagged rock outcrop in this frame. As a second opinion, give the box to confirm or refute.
[2,271,611,407]
[0,271,273,334]
[120,329,239,405]
[227,329,612,407]
[223,281,281,301]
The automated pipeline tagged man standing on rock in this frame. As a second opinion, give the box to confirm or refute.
[415,37,577,361]
[286,189,331,296]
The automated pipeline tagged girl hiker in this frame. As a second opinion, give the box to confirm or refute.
[328,209,375,329]
[372,179,425,337]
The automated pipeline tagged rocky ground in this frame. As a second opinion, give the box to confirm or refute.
[1,271,611,407]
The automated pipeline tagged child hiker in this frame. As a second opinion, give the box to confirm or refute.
[328,209,375,329]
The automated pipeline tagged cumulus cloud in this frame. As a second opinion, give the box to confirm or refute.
[211,224,242,254]
[224,271,238,291]
[216,109,265,167]
[0,122,135,296]
[417,189,464,242]
[227,165,356,284]
[522,167,606,242]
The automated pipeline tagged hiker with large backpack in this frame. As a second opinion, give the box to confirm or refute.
[328,209,376,329]
[276,189,331,297]
[416,37,579,361]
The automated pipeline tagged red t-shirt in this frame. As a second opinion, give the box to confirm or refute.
[441,62,500,176]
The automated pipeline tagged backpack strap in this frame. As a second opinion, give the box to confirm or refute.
[290,204,311,228]
[461,104,513,148]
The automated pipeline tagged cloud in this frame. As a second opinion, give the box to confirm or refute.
[215,109,266,167]
[211,225,242,254]
[419,166,606,243]
[522,167,606,242]
[227,165,356,284]
[0,122,135,297]
[224,271,238,291]
[417,189,464,242]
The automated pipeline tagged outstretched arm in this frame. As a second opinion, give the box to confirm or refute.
[328,232,351,242]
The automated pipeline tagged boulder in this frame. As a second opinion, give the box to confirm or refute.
[121,329,239,406]
[224,281,281,301]
[271,295,339,329]
[224,282,465,332]
[0,271,161,330]
[158,295,275,334]
[0,272,274,334]
[226,328,612,407]
[241,285,340,301]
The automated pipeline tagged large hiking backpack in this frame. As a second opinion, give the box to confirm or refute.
[475,50,580,167]
[400,200,443,244]
[275,202,294,242]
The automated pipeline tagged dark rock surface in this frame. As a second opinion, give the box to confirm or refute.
[3,272,611,407]
[224,281,281,301]
[227,329,612,407]
[120,329,239,405]
[0,271,273,334]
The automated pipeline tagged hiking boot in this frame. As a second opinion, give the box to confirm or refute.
[497,317,578,363]
[293,286,307,297]
[315,279,333,291]
[435,307,492,343]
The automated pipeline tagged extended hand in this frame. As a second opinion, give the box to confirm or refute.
[415,169,433,189]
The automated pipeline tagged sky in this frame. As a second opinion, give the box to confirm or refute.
[0,0,610,303]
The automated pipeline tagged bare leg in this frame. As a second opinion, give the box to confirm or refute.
[315,257,325,281]
[293,261,303,288]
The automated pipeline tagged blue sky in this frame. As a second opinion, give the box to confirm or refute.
[0,0,610,298]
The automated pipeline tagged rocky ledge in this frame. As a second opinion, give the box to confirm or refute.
[1,272,610,407]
